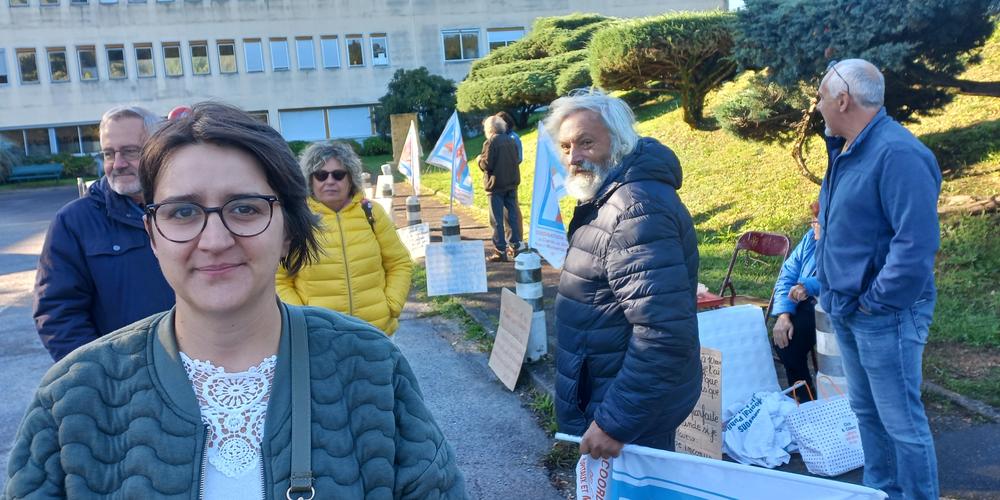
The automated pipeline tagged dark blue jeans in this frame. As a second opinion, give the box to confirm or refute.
[488,189,522,252]
[831,300,938,500]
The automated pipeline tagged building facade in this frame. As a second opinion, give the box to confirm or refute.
[1,0,724,157]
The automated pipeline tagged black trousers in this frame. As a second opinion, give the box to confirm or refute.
[776,300,817,401]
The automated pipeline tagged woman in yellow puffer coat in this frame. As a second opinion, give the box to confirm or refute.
[276,141,412,335]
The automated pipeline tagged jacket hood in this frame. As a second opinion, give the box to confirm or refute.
[595,138,682,203]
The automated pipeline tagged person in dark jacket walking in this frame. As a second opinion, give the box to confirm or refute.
[816,59,941,500]
[478,115,523,262]
[32,105,175,361]
[548,89,701,459]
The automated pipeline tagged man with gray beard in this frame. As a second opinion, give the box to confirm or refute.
[549,89,701,458]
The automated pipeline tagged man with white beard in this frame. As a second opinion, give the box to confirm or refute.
[548,89,702,459]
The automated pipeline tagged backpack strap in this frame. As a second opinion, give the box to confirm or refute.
[360,199,376,232]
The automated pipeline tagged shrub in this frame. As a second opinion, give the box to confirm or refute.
[288,141,310,158]
[373,67,457,145]
[58,154,97,177]
[361,136,392,156]
[714,73,812,142]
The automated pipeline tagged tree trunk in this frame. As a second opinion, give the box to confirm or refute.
[791,105,824,186]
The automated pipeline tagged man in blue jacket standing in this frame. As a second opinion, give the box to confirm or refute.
[33,105,175,361]
[815,59,941,500]
[548,89,701,459]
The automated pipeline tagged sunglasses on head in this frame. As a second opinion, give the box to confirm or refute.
[312,170,349,182]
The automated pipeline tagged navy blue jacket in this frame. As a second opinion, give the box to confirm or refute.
[554,138,702,450]
[33,178,174,361]
[816,108,941,317]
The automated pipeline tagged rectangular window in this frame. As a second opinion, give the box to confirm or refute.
[41,0,60,5]
[320,36,340,69]
[190,41,210,75]
[77,46,98,80]
[244,39,263,73]
[71,0,89,4]
[487,27,524,51]
[248,111,269,125]
[370,34,388,67]
[47,48,69,83]
[9,0,29,6]
[26,128,51,156]
[135,44,154,77]
[1,130,26,156]
[0,49,8,85]
[163,43,183,76]
[327,106,374,139]
[270,38,289,71]
[16,49,38,84]
[55,126,82,155]
[107,45,127,79]
[80,124,100,153]
[99,0,118,4]
[346,35,364,67]
[442,29,479,61]
[217,41,237,74]
[296,37,315,70]
[279,109,327,141]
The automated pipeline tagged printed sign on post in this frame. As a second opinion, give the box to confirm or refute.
[396,223,430,260]
[675,347,723,459]
[488,289,533,391]
[425,240,488,296]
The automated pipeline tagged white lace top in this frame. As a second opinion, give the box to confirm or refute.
[181,352,277,500]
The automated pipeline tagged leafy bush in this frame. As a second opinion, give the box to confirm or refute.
[288,141,310,157]
[555,60,593,96]
[373,67,457,145]
[589,11,738,128]
[54,153,97,177]
[714,73,812,142]
[361,136,392,156]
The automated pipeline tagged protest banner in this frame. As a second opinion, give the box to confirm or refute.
[488,289,533,391]
[397,120,421,194]
[424,241,488,296]
[527,123,569,269]
[426,111,474,207]
[675,347,723,459]
[561,435,886,500]
[396,222,430,260]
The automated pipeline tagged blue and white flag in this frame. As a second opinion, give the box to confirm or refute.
[397,120,421,194]
[528,123,568,269]
[560,434,886,500]
[426,111,473,206]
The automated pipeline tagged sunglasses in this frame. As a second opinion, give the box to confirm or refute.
[312,170,349,182]
[826,60,851,98]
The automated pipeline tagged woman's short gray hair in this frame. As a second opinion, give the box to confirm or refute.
[100,105,163,137]
[299,141,364,197]
[826,59,884,109]
[543,88,640,167]
[482,115,507,137]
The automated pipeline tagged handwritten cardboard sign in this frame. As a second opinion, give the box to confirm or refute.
[396,223,430,260]
[424,240,488,296]
[675,347,723,459]
[488,289,533,391]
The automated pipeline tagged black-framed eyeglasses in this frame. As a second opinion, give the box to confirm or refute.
[145,195,280,243]
[312,170,349,182]
[826,60,851,98]
[100,146,142,163]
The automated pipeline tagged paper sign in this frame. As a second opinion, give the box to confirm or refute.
[372,197,393,220]
[396,223,430,260]
[676,347,723,459]
[488,288,533,391]
[425,241,488,296]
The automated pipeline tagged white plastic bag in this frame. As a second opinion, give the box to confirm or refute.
[723,389,799,468]
[786,377,864,476]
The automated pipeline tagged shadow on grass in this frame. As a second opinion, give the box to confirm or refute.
[919,119,1000,179]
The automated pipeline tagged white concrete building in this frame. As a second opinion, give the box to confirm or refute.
[1,0,725,157]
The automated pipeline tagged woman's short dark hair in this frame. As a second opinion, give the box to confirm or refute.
[139,102,320,274]
[496,111,516,132]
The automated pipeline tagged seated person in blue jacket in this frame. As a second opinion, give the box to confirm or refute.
[5,103,464,499]
[770,201,821,401]
[33,105,175,361]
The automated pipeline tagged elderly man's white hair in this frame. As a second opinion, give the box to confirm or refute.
[825,59,885,109]
[543,88,640,167]
[482,115,507,138]
[99,105,163,137]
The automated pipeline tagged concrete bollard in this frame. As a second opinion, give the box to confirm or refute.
[406,195,421,226]
[441,214,461,242]
[814,302,851,399]
[515,251,547,362]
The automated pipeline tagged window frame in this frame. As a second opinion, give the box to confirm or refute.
[320,36,340,69]
[16,48,39,85]
[243,39,264,73]
[441,28,480,62]
[76,46,98,81]
[369,33,389,67]
[345,35,364,68]
[269,38,290,72]
[0,49,9,86]
[106,45,127,80]
[217,40,237,74]
[134,44,155,78]
[9,0,30,7]
[295,37,315,70]
[45,47,70,83]
[486,27,525,52]
[190,41,210,76]
[162,42,183,77]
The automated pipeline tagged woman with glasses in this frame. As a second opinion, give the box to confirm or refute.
[770,201,822,402]
[3,103,464,499]
[275,141,412,336]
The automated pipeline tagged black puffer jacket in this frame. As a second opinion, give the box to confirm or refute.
[555,137,701,450]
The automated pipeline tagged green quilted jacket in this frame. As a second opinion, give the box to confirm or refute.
[3,304,466,499]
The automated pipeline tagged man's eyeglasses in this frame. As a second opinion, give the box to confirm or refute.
[826,60,851,98]
[312,170,349,182]
[145,195,279,243]
[100,146,142,163]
